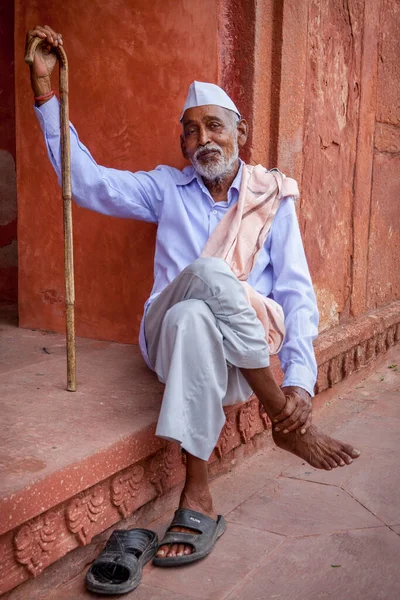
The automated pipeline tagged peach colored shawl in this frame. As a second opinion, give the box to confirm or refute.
[201,164,299,354]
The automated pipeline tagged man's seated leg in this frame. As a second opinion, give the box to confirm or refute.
[150,299,229,558]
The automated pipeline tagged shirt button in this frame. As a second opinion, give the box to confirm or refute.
[212,210,217,215]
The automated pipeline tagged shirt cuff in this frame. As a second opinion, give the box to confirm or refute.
[34,95,60,136]
[282,363,316,397]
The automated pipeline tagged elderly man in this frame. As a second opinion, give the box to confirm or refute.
[28,25,360,569]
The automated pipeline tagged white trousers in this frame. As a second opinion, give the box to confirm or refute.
[144,257,270,461]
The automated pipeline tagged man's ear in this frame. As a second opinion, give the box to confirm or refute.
[237,119,248,148]
[180,134,189,159]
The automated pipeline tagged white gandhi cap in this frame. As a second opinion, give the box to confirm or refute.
[180,81,241,122]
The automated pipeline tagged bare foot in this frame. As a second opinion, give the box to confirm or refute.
[156,488,217,558]
[273,424,361,470]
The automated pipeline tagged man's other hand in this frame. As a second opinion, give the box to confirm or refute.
[273,386,312,435]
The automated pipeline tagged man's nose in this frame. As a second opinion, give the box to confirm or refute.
[198,126,211,146]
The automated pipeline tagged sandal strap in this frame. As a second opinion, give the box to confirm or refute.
[169,509,218,535]
[94,550,139,572]
[105,528,155,555]
[154,514,227,564]
[159,531,199,549]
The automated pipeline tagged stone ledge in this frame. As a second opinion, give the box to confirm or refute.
[314,301,400,393]
[1,301,399,595]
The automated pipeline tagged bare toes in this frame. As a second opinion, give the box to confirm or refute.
[326,456,338,469]
[167,544,178,557]
[176,544,185,557]
[157,545,168,557]
[331,452,346,467]
[184,545,192,555]
[320,459,332,471]
[342,444,361,459]
[338,450,352,465]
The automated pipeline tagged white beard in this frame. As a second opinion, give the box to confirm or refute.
[191,140,239,182]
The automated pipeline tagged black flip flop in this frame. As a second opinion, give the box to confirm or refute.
[85,528,158,595]
[153,508,227,567]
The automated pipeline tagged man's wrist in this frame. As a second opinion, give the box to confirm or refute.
[31,76,53,107]
[30,72,52,98]
[34,90,55,107]
[282,385,311,399]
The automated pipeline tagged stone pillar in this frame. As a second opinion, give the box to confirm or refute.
[276,0,309,183]
[350,0,380,317]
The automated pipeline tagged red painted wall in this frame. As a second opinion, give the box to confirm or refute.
[0,0,18,303]
[15,0,218,343]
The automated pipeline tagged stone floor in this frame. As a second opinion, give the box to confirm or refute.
[36,344,400,600]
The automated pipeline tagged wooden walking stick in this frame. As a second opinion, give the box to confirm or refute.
[25,38,76,392]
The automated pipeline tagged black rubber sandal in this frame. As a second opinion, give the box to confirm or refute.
[153,508,227,567]
[85,528,158,595]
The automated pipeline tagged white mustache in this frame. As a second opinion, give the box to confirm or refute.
[194,145,223,160]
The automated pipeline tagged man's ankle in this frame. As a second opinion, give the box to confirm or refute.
[180,488,214,513]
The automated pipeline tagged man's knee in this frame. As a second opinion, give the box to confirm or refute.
[163,299,213,330]
[184,257,235,287]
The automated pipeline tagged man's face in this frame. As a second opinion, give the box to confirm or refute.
[181,105,246,181]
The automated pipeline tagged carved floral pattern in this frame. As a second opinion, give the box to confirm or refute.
[111,465,145,518]
[13,512,60,577]
[215,417,235,459]
[238,399,258,444]
[259,402,270,430]
[149,445,178,496]
[66,485,106,545]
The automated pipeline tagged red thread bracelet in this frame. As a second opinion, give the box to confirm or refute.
[34,90,55,101]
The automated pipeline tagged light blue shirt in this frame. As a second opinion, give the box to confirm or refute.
[35,97,319,395]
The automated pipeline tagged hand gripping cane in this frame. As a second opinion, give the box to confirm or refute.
[25,38,76,392]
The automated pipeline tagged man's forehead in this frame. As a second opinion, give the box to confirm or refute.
[182,105,233,124]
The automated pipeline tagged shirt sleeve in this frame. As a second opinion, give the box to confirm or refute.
[269,197,319,396]
[34,96,163,223]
